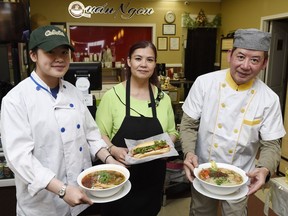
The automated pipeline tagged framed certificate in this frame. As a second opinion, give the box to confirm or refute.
[163,24,176,35]
[157,37,168,51]
[169,37,180,50]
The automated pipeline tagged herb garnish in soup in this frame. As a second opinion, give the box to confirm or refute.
[199,161,243,186]
[82,170,125,189]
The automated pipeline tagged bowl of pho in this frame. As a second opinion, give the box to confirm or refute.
[194,161,248,195]
[77,164,130,198]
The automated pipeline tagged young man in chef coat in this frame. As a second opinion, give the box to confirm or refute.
[180,28,286,215]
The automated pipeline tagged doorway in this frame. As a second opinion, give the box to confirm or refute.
[261,13,288,176]
[261,13,288,111]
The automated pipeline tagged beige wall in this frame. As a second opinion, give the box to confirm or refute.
[221,0,288,35]
[29,0,288,66]
[29,0,221,65]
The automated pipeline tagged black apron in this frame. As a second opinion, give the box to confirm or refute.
[101,78,166,216]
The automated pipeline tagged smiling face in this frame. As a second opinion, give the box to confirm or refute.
[30,45,70,87]
[227,48,268,85]
[127,47,156,82]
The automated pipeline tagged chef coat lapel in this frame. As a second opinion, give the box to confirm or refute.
[207,74,262,167]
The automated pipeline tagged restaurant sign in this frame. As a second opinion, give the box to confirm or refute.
[68,1,154,19]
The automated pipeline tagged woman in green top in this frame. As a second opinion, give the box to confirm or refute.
[96,40,177,216]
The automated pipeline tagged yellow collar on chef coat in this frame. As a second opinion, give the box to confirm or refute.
[225,70,254,91]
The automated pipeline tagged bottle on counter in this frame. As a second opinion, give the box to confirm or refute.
[3,160,13,179]
[0,160,4,179]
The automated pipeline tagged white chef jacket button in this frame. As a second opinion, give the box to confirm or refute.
[60,127,65,133]
[70,103,74,108]
[222,83,226,88]
[214,143,218,148]
[233,129,238,133]
[251,89,255,94]
[218,123,222,128]
[221,103,226,108]
[228,149,233,154]
[79,146,82,151]
[77,124,80,129]
[63,85,66,88]
[241,108,245,113]
[36,86,41,91]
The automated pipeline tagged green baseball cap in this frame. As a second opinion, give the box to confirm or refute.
[29,25,74,51]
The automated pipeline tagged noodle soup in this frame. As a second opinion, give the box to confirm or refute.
[194,162,248,195]
[199,167,243,186]
[82,170,126,189]
[77,164,130,197]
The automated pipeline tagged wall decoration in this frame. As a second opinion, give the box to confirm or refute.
[181,11,221,28]
[163,24,176,35]
[169,37,180,51]
[157,37,168,51]
[164,11,176,24]
[195,9,207,27]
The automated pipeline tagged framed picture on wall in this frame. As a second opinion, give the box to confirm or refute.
[169,37,180,50]
[163,24,176,35]
[157,37,168,51]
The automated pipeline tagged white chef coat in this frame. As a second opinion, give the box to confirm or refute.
[182,69,286,172]
[0,71,107,216]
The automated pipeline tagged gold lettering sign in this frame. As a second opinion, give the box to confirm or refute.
[68,1,154,19]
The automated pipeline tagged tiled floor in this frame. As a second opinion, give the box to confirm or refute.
[85,183,272,216]
[158,197,190,216]
[157,187,271,216]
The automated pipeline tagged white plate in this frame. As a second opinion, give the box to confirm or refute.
[86,180,131,203]
[193,178,248,200]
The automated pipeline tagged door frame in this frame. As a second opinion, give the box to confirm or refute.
[261,13,288,176]
[260,12,288,82]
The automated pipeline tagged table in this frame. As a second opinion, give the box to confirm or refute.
[264,177,288,216]
[169,79,193,101]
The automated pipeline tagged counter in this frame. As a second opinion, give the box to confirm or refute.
[169,79,194,101]
[0,151,16,216]
[0,152,15,187]
[264,177,288,216]
[0,178,15,187]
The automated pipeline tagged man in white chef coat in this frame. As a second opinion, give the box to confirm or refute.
[180,28,286,216]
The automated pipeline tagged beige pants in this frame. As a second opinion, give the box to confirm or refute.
[189,184,248,216]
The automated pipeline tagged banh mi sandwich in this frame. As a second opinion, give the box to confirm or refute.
[131,140,170,159]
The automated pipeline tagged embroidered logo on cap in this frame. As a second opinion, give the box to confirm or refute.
[45,29,65,37]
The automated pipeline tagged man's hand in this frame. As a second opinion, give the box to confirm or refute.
[246,167,270,195]
[183,152,199,182]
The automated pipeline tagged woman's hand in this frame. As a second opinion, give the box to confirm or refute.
[105,152,126,166]
[101,135,128,165]
[183,152,199,182]
[110,145,129,165]
[63,185,93,207]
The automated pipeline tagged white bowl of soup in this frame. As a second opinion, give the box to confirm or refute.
[194,162,248,195]
[77,164,130,198]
